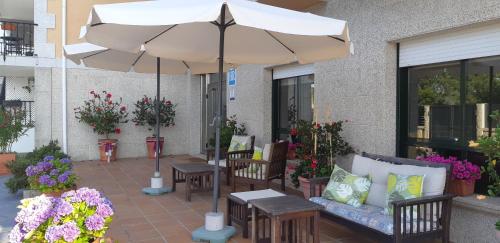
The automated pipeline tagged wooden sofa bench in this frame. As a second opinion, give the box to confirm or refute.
[309,152,454,243]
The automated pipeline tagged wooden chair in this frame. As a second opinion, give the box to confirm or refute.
[207,135,255,186]
[230,141,288,192]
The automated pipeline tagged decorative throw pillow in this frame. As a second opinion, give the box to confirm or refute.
[252,147,263,160]
[384,173,424,215]
[322,165,372,207]
[228,136,248,152]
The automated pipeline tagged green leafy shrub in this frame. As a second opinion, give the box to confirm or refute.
[0,107,31,153]
[5,141,68,193]
[209,115,247,149]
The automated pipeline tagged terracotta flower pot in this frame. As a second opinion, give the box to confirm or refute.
[287,149,296,160]
[42,185,77,198]
[0,153,16,175]
[98,139,118,162]
[146,137,164,159]
[448,179,475,196]
[298,176,322,200]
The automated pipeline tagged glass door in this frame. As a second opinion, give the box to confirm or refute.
[201,73,226,153]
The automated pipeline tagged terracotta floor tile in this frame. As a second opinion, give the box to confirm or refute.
[74,156,375,242]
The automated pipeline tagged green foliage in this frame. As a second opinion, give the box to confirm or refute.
[417,69,459,105]
[466,73,500,104]
[496,220,500,231]
[132,96,177,136]
[74,90,129,138]
[295,120,354,164]
[4,141,67,193]
[0,107,31,153]
[290,159,332,188]
[473,110,500,196]
[290,120,354,187]
[209,115,247,149]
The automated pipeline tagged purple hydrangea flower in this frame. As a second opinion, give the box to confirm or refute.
[25,165,40,177]
[60,221,81,242]
[57,171,71,183]
[85,214,105,231]
[39,175,56,187]
[60,158,71,164]
[14,195,54,233]
[43,155,55,161]
[52,198,74,223]
[96,202,114,218]
[44,225,61,242]
[61,190,76,199]
[8,224,24,243]
[37,161,53,172]
[49,169,59,176]
[74,187,101,206]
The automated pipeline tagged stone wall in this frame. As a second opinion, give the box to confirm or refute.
[35,67,201,161]
[227,0,500,156]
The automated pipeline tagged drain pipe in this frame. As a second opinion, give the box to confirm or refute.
[61,0,68,153]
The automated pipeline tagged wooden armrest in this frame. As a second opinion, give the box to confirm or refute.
[231,158,270,165]
[391,194,454,207]
[308,177,330,197]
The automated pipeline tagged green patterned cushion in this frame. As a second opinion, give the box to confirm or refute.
[322,166,372,208]
[252,147,263,160]
[228,138,247,152]
[384,173,424,215]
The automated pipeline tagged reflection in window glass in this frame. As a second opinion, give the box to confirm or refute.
[274,74,315,140]
[408,63,461,143]
[468,57,500,139]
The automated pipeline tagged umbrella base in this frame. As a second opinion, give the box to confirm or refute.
[142,187,171,196]
[192,226,236,243]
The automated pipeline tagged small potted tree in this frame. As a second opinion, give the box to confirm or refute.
[74,91,128,162]
[0,107,30,175]
[132,96,176,159]
[290,120,354,199]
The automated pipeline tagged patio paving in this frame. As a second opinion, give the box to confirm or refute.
[73,155,378,243]
[0,176,23,243]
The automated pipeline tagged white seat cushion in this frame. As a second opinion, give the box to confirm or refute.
[230,189,285,203]
[234,166,267,179]
[262,144,271,161]
[351,155,446,208]
[207,159,227,167]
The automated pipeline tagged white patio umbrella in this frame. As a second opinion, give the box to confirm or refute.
[64,42,233,195]
[82,0,352,236]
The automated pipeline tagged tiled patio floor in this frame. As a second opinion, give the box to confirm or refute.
[74,155,378,243]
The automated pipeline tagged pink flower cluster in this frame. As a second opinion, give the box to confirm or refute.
[417,155,481,182]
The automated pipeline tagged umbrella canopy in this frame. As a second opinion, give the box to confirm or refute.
[64,42,232,75]
[83,0,352,65]
[82,0,352,216]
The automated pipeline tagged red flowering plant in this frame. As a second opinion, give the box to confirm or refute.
[131,95,176,136]
[74,90,129,138]
[289,119,354,187]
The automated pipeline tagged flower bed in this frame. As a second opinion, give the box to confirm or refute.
[9,187,113,243]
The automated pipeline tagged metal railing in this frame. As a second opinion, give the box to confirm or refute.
[1,20,36,61]
[0,100,35,127]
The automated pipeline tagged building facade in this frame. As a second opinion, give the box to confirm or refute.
[2,0,500,165]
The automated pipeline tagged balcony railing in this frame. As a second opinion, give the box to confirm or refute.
[0,20,36,61]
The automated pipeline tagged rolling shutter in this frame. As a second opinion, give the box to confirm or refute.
[272,63,314,80]
[400,22,500,67]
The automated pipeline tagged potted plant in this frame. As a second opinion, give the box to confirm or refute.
[26,156,76,197]
[0,107,31,175]
[417,155,481,196]
[290,120,354,199]
[74,90,128,161]
[5,141,68,195]
[469,110,500,197]
[9,187,114,243]
[208,115,247,150]
[132,96,176,159]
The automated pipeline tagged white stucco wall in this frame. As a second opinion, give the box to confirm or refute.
[35,67,201,161]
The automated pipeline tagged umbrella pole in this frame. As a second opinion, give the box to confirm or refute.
[212,3,227,214]
[155,57,161,173]
[142,57,171,196]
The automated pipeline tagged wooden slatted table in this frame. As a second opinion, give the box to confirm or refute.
[171,163,215,201]
[249,195,324,243]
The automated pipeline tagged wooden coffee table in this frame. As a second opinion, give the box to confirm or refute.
[249,195,324,243]
[171,163,216,201]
